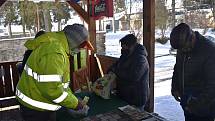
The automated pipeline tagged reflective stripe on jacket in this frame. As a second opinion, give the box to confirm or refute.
[16,31,78,111]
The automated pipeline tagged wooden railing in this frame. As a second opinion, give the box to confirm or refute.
[0,61,20,98]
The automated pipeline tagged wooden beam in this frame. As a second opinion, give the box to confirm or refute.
[143,0,155,112]
[0,0,6,7]
[88,17,96,51]
[67,1,90,24]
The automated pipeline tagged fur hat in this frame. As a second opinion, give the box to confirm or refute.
[63,24,88,50]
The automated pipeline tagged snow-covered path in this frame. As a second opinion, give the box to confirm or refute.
[154,43,184,121]
[154,79,184,121]
[154,41,185,121]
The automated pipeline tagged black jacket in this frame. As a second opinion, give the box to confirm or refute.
[17,50,32,75]
[110,44,149,107]
[172,31,215,116]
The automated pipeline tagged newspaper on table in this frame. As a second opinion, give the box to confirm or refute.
[118,105,168,121]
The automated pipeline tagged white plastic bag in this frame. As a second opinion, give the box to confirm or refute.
[92,73,116,99]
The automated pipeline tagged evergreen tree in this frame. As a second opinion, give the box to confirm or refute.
[52,2,72,31]
[2,1,18,38]
[18,1,37,36]
[155,0,169,40]
[38,2,53,32]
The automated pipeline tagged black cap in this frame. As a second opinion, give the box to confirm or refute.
[170,23,192,49]
[119,34,137,47]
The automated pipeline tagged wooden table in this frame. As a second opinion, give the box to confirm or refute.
[56,92,167,121]
[56,92,128,121]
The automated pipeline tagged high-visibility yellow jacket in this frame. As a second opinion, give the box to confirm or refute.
[16,31,78,111]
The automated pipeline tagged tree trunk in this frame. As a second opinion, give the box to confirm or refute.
[128,0,131,30]
[33,27,36,35]
[22,24,26,37]
[211,1,215,29]
[47,12,52,32]
[29,29,32,37]
[43,9,50,32]
[183,0,188,23]
[58,21,61,31]
[112,16,116,33]
[36,3,40,32]
[172,0,176,28]
[161,26,165,39]
[99,20,102,31]
[8,23,12,38]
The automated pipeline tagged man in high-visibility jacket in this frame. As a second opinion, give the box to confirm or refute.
[16,24,93,121]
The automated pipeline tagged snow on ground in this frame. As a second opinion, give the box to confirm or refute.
[155,41,171,56]
[154,42,184,121]
[154,79,184,121]
[154,41,175,82]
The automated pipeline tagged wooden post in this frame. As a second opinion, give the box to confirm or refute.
[88,17,96,51]
[144,0,155,112]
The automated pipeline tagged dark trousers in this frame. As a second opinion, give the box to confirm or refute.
[183,111,214,121]
[181,89,214,121]
[20,104,56,121]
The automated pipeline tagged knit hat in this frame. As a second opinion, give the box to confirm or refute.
[63,24,88,50]
[170,23,192,49]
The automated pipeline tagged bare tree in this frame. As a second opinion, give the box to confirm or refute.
[155,0,169,39]
[172,0,176,28]
[210,0,215,29]
[186,10,211,33]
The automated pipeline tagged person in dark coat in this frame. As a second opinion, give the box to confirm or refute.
[17,30,45,75]
[170,23,215,121]
[108,34,150,111]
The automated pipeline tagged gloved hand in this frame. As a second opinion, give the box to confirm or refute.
[171,90,181,102]
[185,96,198,113]
[74,100,84,110]
[67,105,90,118]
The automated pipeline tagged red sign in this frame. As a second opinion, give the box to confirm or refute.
[88,0,113,20]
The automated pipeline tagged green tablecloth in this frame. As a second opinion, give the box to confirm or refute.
[56,92,128,121]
